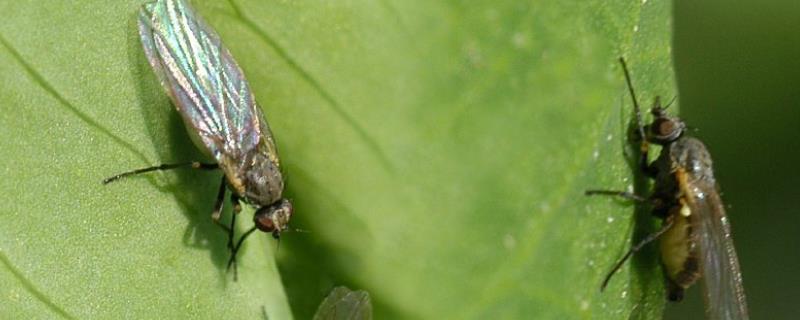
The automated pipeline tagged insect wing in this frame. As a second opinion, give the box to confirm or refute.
[688,180,749,320]
[313,286,373,320]
[138,0,265,160]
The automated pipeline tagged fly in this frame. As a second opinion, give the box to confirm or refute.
[313,286,373,320]
[586,58,748,319]
[103,0,292,279]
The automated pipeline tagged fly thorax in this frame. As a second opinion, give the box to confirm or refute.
[669,137,715,182]
[242,149,285,206]
[652,152,680,202]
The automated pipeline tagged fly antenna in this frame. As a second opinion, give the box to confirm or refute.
[663,95,678,110]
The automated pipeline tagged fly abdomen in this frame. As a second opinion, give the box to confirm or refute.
[660,202,701,300]
[675,254,701,288]
[665,255,702,302]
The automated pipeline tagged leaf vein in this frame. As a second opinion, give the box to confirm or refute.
[224,0,395,173]
[0,250,77,320]
[0,33,151,166]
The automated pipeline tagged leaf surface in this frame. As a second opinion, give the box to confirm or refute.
[0,0,676,319]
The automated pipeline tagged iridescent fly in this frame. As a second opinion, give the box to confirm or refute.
[586,58,748,319]
[103,0,292,277]
[313,286,373,320]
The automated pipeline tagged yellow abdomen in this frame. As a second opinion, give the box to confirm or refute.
[659,206,700,288]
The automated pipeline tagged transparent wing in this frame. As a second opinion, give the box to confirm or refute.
[313,286,373,320]
[689,181,749,320]
[138,0,263,159]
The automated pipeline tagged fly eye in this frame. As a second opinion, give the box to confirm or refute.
[650,117,684,143]
[657,119,677,136]
[254,210,276,233]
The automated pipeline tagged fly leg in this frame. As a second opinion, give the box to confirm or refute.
[584,189,670,290]
[105,162,253,279]
[224,194,240,280]
[584,189,666,219]
[102,161,218,184]
[227,226,258,281]
[584,190,648,202]
[600,218,674,290]
[210,177,229,230]
[208,177,239,258]
[208,179,250,281]
[226,194,255,281]
[206,177,241,281]
[207,178,242,249]
[618,57,658,178]
[228,194,242,251]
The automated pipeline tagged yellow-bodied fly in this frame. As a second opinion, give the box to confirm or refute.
[586,58,748,319]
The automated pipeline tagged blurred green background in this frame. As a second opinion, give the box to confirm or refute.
[669,0,800,319]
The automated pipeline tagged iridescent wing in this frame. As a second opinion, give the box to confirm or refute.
[313,286,373,320]
[688,179,749,320]
[138,0,266,160]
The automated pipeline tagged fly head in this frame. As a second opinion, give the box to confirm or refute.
[647,99,686,145]
[253,198,293,238]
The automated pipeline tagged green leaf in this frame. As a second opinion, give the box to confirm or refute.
[0,0,677,319]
